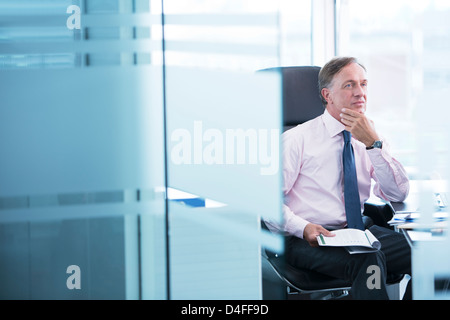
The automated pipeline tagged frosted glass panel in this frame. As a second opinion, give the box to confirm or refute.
[167,68,281,216]
[0,0,287,300]
[164,0,283,300]
[169,204,262,299]
[338,0,450,300]
[0,0,166,300]
[412,7,450,300]
[0,67,163,195]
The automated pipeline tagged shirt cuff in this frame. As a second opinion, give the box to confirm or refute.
[366,147,390,165]
[283,205,310,239]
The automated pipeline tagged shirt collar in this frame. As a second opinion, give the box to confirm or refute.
[323,109,345,138]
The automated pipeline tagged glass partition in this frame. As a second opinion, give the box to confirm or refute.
[336,0,450,179]
[162,0,283,299]
[337,0,450,300]
[0,0,166,299]
[0,0,288,300]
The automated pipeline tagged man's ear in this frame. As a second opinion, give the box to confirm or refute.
[321,88,331,104]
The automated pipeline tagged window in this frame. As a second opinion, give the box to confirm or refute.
[337,0,450,180]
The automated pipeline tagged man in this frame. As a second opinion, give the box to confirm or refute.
[268,57,412,299]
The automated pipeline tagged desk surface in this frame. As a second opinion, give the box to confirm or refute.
[401,228,446,248]
[390,179,448,213]
[388,180,449,247]
[390,201,418,213]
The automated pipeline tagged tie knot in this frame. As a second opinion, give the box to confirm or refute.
[343,130,351,142]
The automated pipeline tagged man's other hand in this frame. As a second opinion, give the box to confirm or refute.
[303,223,335,247]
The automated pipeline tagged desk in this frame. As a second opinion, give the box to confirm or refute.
[391,179,448,212]
[387,180,448,247]
[390,201,419,214]
[388,180,450,299]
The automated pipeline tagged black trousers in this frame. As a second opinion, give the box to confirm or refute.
[286,225,412,300]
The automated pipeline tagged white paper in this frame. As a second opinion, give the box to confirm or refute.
[317,228,381,254]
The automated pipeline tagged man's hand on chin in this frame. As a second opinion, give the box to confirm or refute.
[339,108,380,147]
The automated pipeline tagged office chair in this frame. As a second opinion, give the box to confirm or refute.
[259,66,405,300]
[261,221,351,300]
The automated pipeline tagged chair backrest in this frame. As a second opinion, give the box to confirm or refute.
[260,66,325,131]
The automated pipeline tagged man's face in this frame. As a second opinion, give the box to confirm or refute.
[322,62,368,120]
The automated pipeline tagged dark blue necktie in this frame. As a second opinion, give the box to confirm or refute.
[343,130,364,230]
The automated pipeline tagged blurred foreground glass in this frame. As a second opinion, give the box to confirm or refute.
[0,0,166,299]
[0,0,306,300]
[163,0,284,299]
[337,0,450,299]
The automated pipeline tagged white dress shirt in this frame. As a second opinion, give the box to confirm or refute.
[267,109,409,239]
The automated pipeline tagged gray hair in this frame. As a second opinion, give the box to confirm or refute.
[318,57,366,107]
